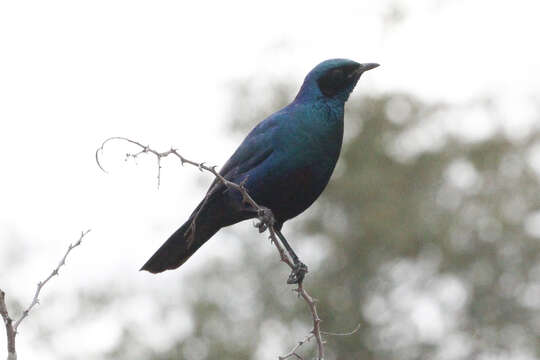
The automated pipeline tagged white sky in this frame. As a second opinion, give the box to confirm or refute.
[1,0,539,358]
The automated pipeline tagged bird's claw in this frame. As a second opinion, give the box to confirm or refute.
[287,262,308,284]
[258,207,274,222]
[254,207,274,233]
[254,220,268,233]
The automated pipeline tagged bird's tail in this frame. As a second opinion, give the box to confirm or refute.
[140,215,220,274]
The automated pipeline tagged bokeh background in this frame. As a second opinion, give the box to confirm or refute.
[1,1,540,359]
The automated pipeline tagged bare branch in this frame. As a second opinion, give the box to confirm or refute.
[97,137,334,359]
[0,230,90,360]
[96,137,267,214]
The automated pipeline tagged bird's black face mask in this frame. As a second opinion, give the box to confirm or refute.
[317,64,360,98]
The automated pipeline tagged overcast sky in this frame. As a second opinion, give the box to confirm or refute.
[1,0,539,358]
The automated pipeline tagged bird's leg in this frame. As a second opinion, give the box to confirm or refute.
[248,205,308,284]
[275,229,308,284]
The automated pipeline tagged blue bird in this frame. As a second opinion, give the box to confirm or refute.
[141,59,379,283]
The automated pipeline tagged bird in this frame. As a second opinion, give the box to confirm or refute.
[141,58,379,283]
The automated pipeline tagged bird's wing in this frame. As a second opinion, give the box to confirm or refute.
[222,111,287,178]
[206,112,284,194]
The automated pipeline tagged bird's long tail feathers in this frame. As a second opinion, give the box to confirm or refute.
[140,216,220,274]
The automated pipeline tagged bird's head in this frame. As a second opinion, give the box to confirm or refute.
[296,59,379,103]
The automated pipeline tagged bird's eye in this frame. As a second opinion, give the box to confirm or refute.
[331,68,344,80]
[317,68,347,97]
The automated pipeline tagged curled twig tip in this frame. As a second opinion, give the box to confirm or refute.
[95,147,108,173]
[95,137,146,173]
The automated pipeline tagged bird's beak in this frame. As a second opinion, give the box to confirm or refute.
[356,63,380,74]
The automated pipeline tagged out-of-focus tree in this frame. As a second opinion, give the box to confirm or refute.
[134,81,540,360]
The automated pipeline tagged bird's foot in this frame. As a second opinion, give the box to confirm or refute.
[254,207,274,233]
[287,261,308,284]
[254,220,267,233]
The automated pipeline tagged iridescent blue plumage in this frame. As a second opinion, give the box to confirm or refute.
[141,59,379,277]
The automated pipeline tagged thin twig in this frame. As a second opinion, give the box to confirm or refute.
[321,323,361,337]
[0,230,90,360]
[278,332,315,360]
[96,137,330,359]
[13,230,91,332]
